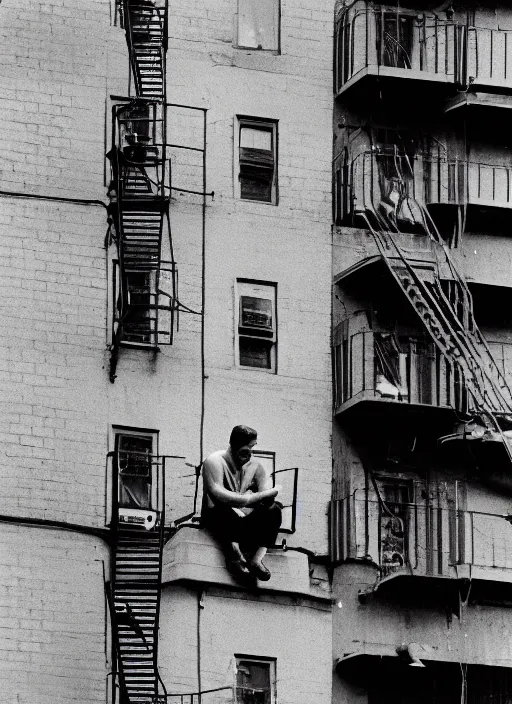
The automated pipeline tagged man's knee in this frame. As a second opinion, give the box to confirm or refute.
[269,501,282,528]
[255,501,282,529]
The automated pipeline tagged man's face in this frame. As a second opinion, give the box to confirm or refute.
[234,439,257,467]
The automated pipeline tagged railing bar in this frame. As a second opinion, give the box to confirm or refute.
[166,143,205,152]
[490,29,494,78]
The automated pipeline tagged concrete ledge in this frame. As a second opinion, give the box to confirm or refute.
[162,527,325,599]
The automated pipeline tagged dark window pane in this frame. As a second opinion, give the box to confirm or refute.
[123,272,153,343]
[239,337,272,368]
[117,435,153,509]
[240,175,272,202]
[236,660,272,704]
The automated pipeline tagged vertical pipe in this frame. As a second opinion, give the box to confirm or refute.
[199,109,207,466]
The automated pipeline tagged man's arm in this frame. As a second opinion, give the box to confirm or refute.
[203,455,279,508]
[202,456,248,507]
[250,461,280,506]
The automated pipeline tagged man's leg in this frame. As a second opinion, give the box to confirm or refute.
[239,502,282,580]
[202,505,252,579]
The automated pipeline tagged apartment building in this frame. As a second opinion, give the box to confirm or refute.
[0,1,332,703]
[2,1,512,704]
[332,2,512,704]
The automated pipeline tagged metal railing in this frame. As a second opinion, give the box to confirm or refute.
[272,467,298,534]
[466,25,512,89]
[111,101,168,201]
[330,492,512,577]
[333,323,466,414]
[335,2,462,93]
[161,687,233,704]
[113,262,178,348]
[427,159,512,209]
[335,3,512,94]
[334,150,512,227]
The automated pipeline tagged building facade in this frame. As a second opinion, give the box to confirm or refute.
[2,1,512,704]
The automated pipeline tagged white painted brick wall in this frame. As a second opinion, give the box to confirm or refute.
[0,525,109,704]
[0,0,127,200]
[159,585,332,704]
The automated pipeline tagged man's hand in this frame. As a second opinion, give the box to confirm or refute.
[242,486,281,506]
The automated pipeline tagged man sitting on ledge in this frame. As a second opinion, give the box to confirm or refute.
[201,425,282,582]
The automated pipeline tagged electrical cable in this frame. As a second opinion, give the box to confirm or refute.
[0,188,108,208]
[0,513,111,543]
[197,588,203,704]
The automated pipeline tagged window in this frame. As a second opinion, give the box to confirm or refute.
[113,427,158,512]
[123,270,155,345]
[236,280,277,372]
[235,656,276,704]
[236,0,280,51]
[237,118,278,204]
[378,477,413,576]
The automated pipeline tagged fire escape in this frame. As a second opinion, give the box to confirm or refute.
[331,3,512,600]
[108,448,167,704]
[107,3,171,703]
[108,0,176,383]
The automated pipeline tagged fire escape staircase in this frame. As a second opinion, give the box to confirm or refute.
[365,221,512,421]
[123,0,167,100]
[112,522,164,704]
[107,450,169,704]
[108,1,176,381]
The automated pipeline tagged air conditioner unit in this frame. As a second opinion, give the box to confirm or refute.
[118,508,157,530]
[240,296,273,330]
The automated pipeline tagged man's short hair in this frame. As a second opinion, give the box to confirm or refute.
[229,425,257,451]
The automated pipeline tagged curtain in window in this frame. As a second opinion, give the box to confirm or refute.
[238,0,279,50]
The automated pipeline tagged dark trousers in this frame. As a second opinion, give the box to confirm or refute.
[202,502,282,554]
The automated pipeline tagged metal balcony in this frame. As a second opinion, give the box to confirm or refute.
[110,100,167,203]
[335,3,512,102]
[335,2,462,100]
[112,262,178,349]
[330,490,512,589]
[333,311,466,419]
[334,150,512,232]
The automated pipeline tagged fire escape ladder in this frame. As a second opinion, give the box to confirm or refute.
[109,450,168,704]
[123,0,167,100]
[112,522,164,704]
[368,226,512,417]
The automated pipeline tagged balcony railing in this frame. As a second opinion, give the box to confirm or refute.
[466,26,512,91]
[335,2,462,95]
[112,261,178,348]
[334,150,512,229]
[110,100,168,201]
[335,3,512,97]
[162,686,233,704]
[428,159,512,210]
[330,491,512,580]
[333,312,466,415]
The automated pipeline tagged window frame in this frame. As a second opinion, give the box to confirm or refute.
[235,117,279,205]
[235,279,278,373]
[110,426,159,518]
[234,655,277,704]
[122,269,158,347]
[235,0,281,53]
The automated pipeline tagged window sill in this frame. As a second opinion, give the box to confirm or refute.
[233,45,281,56]
[239,197,278,206]
[119,341,160,351]
[237,364,277,375]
